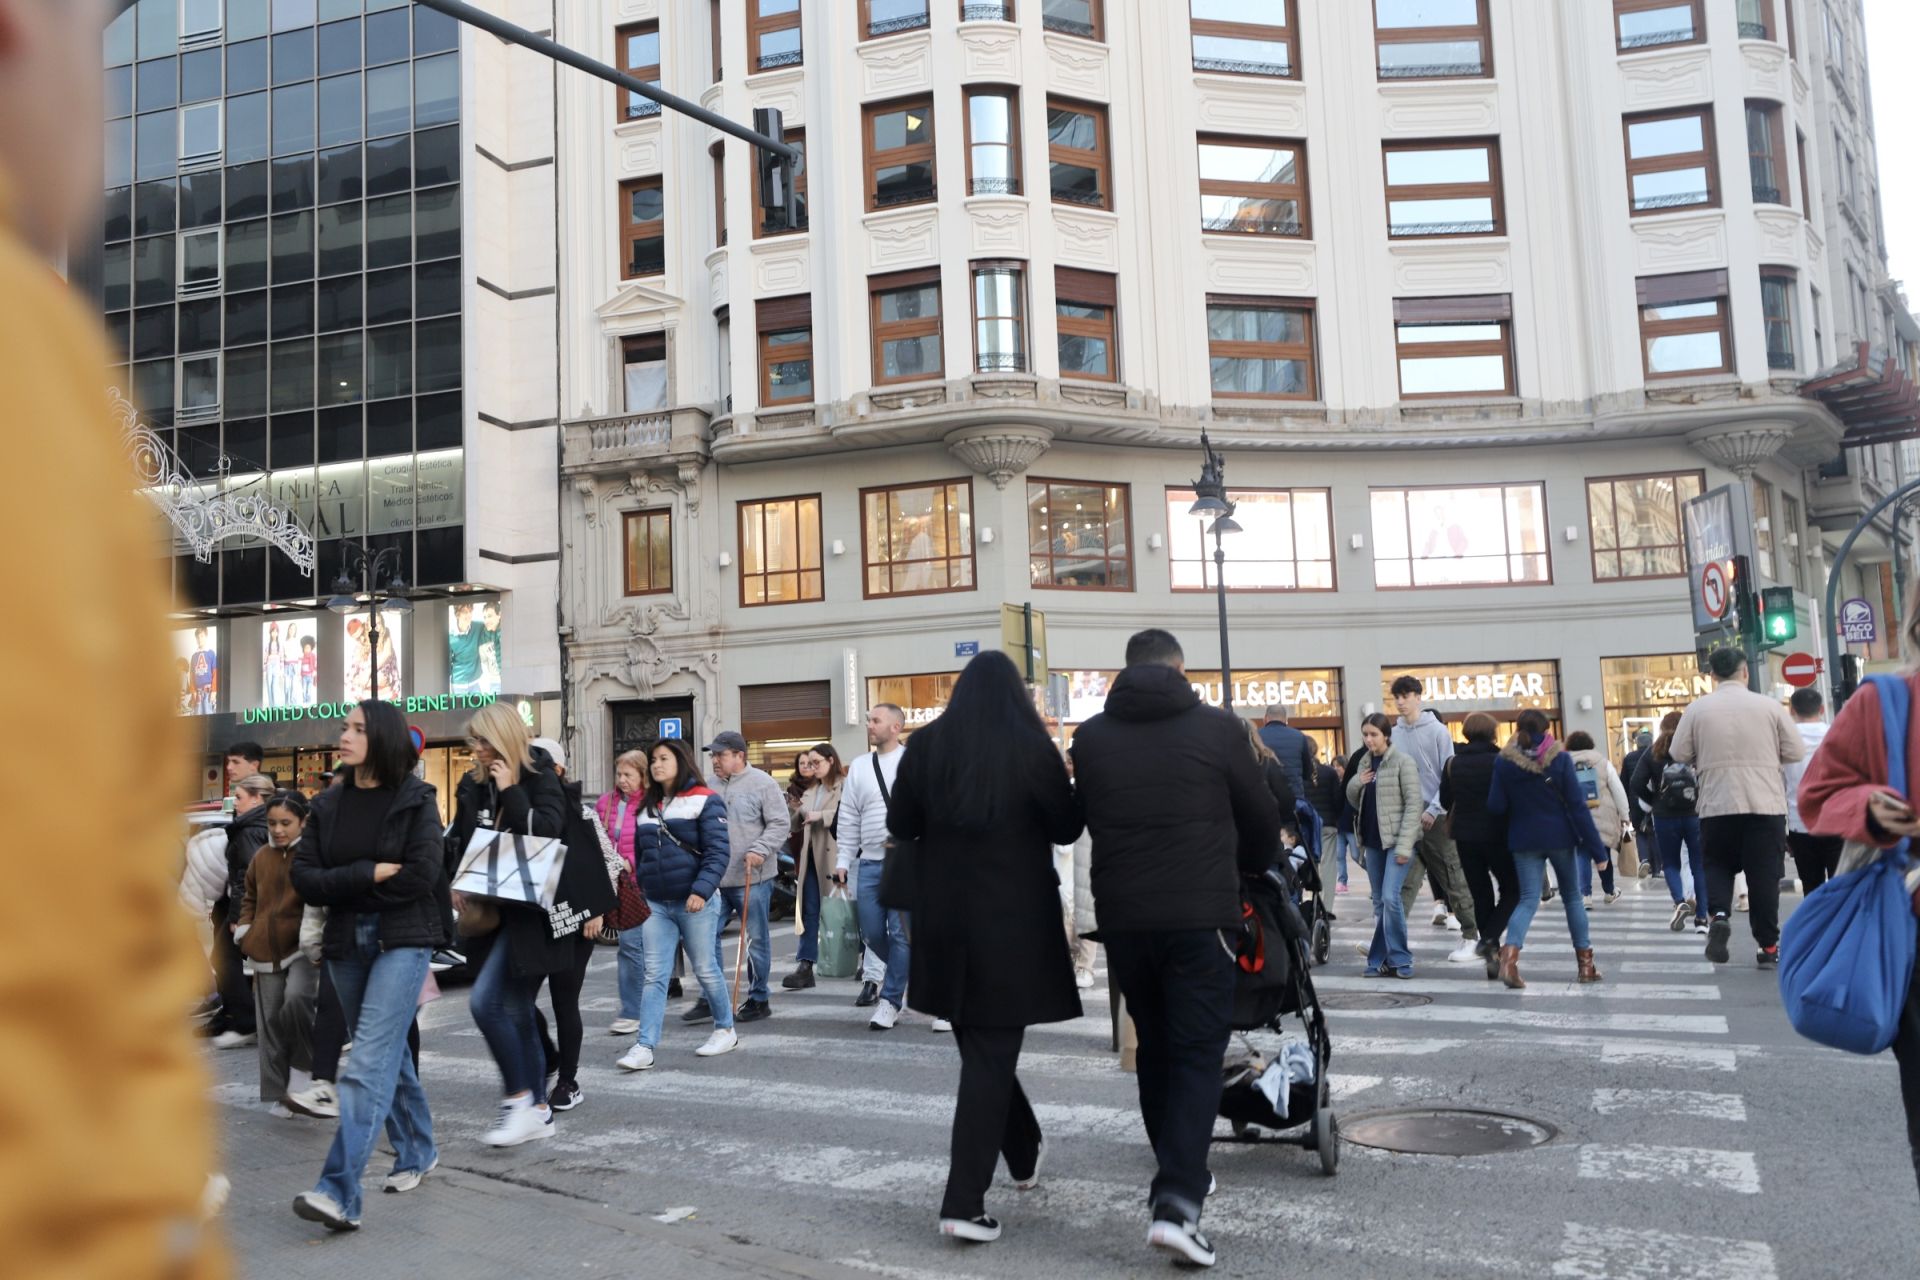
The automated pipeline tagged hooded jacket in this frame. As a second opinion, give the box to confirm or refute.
[1439,739,1505,845]
[1487,737,1608,862]
[1346,744,1423,858]
[237,837,305,972]
[634,784,732,903]
[223,803,271,908]
[293,772,450,956]
[1394,709,1456,818]
[1069,663,1281,932]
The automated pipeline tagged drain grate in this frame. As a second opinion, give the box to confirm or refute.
[1320,991,1434,1011]
[1339,1107,1557,1155]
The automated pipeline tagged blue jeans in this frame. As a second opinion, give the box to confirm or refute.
[469,931,547,1103]
[1507,848,1593,950]
[1577,855,1617,898]
[855,859,911,1008]
[314,916,435,1222]
[1363,846,1414,975]
[616,924,646,1020]
[1655,815,1707,921]
[796,874,821,965]
[714,881,772,1004]
[636,896,734,1048]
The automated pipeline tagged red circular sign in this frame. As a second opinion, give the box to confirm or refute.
[1700,562,1729,620]
[1781,653,1821,688]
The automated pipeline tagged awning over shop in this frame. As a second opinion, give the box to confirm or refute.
[1801,342,1920,448]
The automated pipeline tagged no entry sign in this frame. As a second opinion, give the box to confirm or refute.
[1699,561,1730,620]
[1781,653,1822,688]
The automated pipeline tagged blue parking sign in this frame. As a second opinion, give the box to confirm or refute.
[659,717,683,740]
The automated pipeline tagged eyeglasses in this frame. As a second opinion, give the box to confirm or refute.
[466,737,493,752]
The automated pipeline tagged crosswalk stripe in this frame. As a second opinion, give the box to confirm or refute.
[1553,1222,1777,1279]
[1326,1004,1728,1035]
[1314,975,1719,1001]
[1591,1088,1747,1120]
[1328,1033,1743,1071]
[1363,938,1707,956]
[1577,1144,1761,1194]
[1618,960,1716,975]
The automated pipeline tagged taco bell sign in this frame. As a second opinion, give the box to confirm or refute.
[1841,597,1878,645]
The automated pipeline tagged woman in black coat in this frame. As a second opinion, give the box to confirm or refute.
[888,649,1084,1247]
[1439,712,1514,979]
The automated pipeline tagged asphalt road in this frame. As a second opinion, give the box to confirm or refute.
[209,874,1920,1278]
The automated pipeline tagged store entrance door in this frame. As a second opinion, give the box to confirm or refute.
[610,697,698,760]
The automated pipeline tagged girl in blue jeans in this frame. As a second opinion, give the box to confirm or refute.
[1346,714,1426,979]
[1488,710,1611,989]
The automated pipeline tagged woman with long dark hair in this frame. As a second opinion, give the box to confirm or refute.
[1346,713,1425,979]
[290,700,447,1231]
[1440,712,1515,979]
[784,742,845,990]
[1631,710,1708,934]
[886,649,1083,1245]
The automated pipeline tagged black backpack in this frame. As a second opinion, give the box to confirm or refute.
[1658,758,1700,812]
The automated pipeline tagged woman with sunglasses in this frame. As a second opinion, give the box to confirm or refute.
[783,743,846,990]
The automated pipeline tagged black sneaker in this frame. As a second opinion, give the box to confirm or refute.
[550,1080,584,1111]
[735,998,772,1023]
[1705,917,1731,964]
[854,981,880,1008]
[681,998,713,1024]
[1147,1212,1216,1268]
[667,976,683,998]
[1756,946,1779,968]
[782,962,816,990]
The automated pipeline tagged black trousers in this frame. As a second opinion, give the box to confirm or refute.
[1103,929,1235,1222]
[941,1025,1042,1220]
[1890,950,1920,1198]
[311,961,419,1083]
[1786,831,1845,893]
[1454,839,1520,945]
[535,933,597,1084]
[209,899,256,1034]
[1701,813,1787,949]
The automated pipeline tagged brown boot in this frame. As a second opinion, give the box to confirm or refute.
[1576,947,1603,984]
[1498,945,1525,989]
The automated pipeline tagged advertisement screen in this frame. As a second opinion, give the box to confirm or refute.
[342,611,405,703]
[448,598,503,696]
[173,625,219,716]
[261,617,319,708]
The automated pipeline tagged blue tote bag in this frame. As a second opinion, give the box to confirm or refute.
[1778,675,1919,1055]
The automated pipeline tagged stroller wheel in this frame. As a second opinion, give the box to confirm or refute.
[1231,1121,1252,1139]
[1315,1104,1338,1175]
[1311,918,1331,967]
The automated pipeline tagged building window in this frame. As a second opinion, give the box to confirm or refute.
[1811,284,1825,367]
[863,0,930,38]
[965,88,1020,196]
[1166,487,1333,590]
[618,178,664,279]
[962,2,1016,21]
[972,262,1027,373]
[178,353,221,418]
[623,509,673,596]
[1206,297,1316,400]
[1041,0,1102,40]
[1797,129,1811,214]
[749,0,803,70]
[1762,270,1798,371]
[1586,470,1705,581]
[712,142,727,247]
[864,97,935,210]
[1783,491,1806,590]
[741,681,833,769]
[1393,295,1514,398]
[1624,107,1718,213]
[1198,136,1308,237]
[182,0,223,39]
[756,127,807,235]
[712,0,724,80]
[1737,0,1774,40]
[1383,138,1503,237]
[1637,270,1730,378]
[1191,0,1299,78]
[756,295,813,405]
[623,334,668,411]
[871,270,943,384]
[1614,0,1704,50]
[1028,479,1132,589]
[1374,0,1491,80]
[617,22,661,120]
[1370,483,1550,588]
[1046,98,1110,209]
[180,101,223,163]
[738,495,824,605]
[1753,480,1775,580]
[179,226,222,293]
[1055,267,1117,382]
[1746,102,1786,204]
[861,479,976,598]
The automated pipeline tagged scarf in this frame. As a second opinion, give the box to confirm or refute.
[595,789,640,869]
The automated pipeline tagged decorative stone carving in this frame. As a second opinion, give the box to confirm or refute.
[621,463,702,518]
[945,424,1053,489]
[707,251,728,313]
[1391,243,1511,293]
[870,385,949,411]
[1378,85,1497,136]
[968,201,1028,255]
[1043,34,1108,98]
[752,241,809,294]
[749,69,805,125]
[1060,383,1129,408]
[1053,209,1119,269]
[573,476,600,526]
[860,39,933,97]
[1631,213,1727,272]
[961,29,1021,80]
[865,209,940,269]
[618,131,661,175]
[1741,43,1789,99]
[1195,79,1306,134]
[970,376,1038,401]
[1686,424,1793,479]
[1203,240,1315,294]
[1754,208,1802,264]
[596,282,684,336]
[1618,49,1713,109]
[614,0,657,19]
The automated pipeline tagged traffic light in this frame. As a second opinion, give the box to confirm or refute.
[753,108,798,229]
[1759,586,1797,646]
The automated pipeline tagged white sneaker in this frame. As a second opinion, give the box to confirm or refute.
[482,1099,554,1148]
[383,1157,438,1193]
[1430,903,1449,927]
[608,1018,640,1036]
[694,1027,740,1057]
[1075,969,1095,990]
[292,1190,359,1232]
[285,1082,339,1119]
[931,1018,953,1033]
[1446,942,1480,963]
[267,1102,294,1119]
[1148,1216,1216,1267]
[1582,896,1594,909]
[940,1214,1002,1242]
[211,1030,257,1050]
[1014,1138,1046,1190]
[1444,914,1462,933]
[869,1001,900,1031]
[617,1043,655,1071]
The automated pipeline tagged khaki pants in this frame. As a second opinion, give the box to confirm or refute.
[1400,821,1479,940]
[251,955,318,1102]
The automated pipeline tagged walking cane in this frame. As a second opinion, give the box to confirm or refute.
[731,855,755,1011]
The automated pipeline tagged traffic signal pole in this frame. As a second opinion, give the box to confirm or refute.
[1821,474,1920,707]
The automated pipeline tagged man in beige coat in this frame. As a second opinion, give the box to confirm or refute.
[1669,647,1805,968]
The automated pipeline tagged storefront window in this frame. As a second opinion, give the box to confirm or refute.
[866,672,959,735]
[1370,483,1549,587]
[741,680,832,774]
[1586,470,1704,581]
[1165,487,1333,591]
[1599,653,1711,764]
[1064,667,1346,758]
[1378,661,1560,744]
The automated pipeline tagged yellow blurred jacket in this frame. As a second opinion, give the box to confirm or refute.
[0,173,225,1277]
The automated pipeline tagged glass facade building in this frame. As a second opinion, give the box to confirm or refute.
[99,0,465,611]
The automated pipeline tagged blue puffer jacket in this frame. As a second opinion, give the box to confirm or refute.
[1486,737,1608,862]
[633,785,731,902]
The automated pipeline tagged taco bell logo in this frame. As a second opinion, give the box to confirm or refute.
[1841,597,1877,644]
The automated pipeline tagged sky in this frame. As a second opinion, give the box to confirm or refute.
[1865,0,1917,289]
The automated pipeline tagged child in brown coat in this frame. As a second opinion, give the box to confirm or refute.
[236,791,319,1112]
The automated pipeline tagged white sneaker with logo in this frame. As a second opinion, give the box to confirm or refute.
[616,1043,655,1071]
[694,1027,739,1057]
[1446,942,1480,963]
[608,1018,640,1036]
[869,1001,900,1031]
[483,1099,553,1148]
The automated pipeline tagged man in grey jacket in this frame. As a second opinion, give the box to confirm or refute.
[690,731,791,1024]
[1389,675,1481,962]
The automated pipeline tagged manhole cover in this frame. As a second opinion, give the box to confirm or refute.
[1320,991,1434,1011]
[1340,1107,1557,1155]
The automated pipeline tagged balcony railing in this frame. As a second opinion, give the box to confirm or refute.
[1768,348,1797,371]
[962,2,1013,21]
[1203,213,1303,236]
[1619,28,1694,49]
[874,183,937,208]
[587,413,672,455]
[1194,56,1292,76]
[969,177,1019,196]
[1391,218,1497,236]
[1042,15,1094,37]
[1378,59,1486,79]
[1739,20,1770,39]
[975,352,1029,374]
[1051,186,1108,207]
[1632,191,1711,211]
[1751,184,1783,204]
[756,49,803,71]
[868,13,931,37]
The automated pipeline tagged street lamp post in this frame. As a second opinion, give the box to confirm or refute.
[326,543,413,703]
[1189,430,1242,699]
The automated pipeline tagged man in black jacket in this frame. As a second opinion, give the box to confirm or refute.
[1070,629,1280,1269]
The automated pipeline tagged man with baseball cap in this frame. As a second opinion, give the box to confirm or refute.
[688,731,790,1025]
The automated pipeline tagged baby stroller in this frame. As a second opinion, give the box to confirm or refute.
[1287,797,1335,968]
[1215,864,1338,1175]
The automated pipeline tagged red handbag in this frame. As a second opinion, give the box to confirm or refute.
[609,866,651,931]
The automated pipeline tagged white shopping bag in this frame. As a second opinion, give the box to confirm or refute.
[452,829,568,910]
